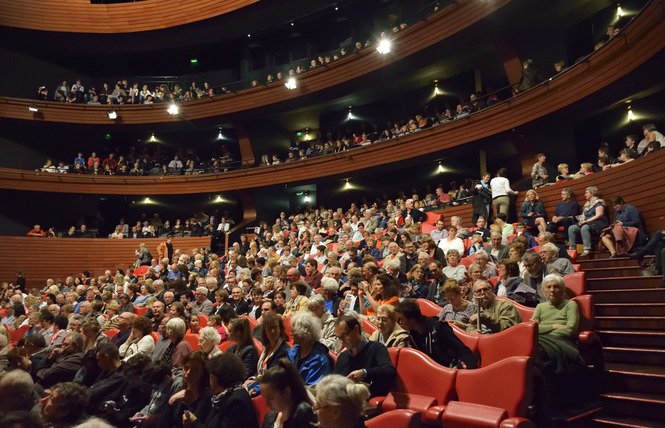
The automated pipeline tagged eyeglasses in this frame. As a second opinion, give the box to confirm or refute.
[473,287,491,295]
[313,403,334,413]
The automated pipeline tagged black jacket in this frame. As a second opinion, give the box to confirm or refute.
[334,340,397,398]
[263,401,316,428]
[410,317,477,369]
[195,388,259,428]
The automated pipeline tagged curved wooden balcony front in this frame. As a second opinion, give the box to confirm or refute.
[0,0,260,34]
[0,0,663,196]
[0,0,511,124]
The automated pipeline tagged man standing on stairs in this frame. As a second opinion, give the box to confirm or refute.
[628,230,665,286]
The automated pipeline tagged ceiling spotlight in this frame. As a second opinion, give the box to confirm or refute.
[150,133,156,142]
[29,105,39,113]
[304,128,310,141]
[348,106,353,120]
[617,3,624,16]
[434,80,440,96]
[437,162,444,173]
[627,105,635,121]
[107,111,117,120]
[247,33,251,37]
[376,39,391,54]
[291,22,294,26]
[304,191,310,203]
[167,104,179,115]
[217,129,223,140]
[344,179,351,190]
[214,196,223,203]
[285,77,297,89]
[143,197,153,204]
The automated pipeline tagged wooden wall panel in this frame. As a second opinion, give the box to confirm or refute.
[0,0,512,123]
[0,236,210,288]
[0,0,259,33]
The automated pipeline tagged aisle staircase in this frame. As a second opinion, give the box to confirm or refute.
[578,254,665,428]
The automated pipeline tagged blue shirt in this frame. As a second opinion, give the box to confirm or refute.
[614,204,640,228]
[553,200,580,218]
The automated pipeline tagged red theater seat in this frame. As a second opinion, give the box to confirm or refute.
[218,340,235,352]
[134,305,149,316]
[571,294,603,370]
[105,328,120,339]
[9,324,30,345]
[496,298,534,322]
[371,348,457,424]
[362,318,378,336]
[252,395,270,427]
[241,315,259,329]
[455,356,534,419]
[476,322,538,367]
[198,314,208,326]
[563,271,586,297]
[416,298,442,317]
[460,255,475,268]
[184,333,200,351]
[566,249,578,263]
[366,409,421,428]
[442,401,536,428]
[450,324,480,360]
[426,212,442,225]
[150,331,160,344]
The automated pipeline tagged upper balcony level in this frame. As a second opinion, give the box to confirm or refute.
[0,0,511,124]
[0,0,663,195]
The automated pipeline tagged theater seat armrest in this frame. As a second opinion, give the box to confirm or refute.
[369,396,386,410]
[424,405,447,423]
[579,331,600,344]
[500,417,538,428]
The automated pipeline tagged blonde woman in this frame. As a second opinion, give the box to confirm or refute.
[519,189,547,234]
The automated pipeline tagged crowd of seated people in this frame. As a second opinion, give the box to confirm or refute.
[25,206,240,243]
[39,144,237,176]
[36,22,416,106]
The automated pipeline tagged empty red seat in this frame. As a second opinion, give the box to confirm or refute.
[362,318,378,335]
[455,356,534,419]
[477,322,538,367]
[371,348,457,424]
[366,409,421,428]
[105,328,120,339]
[416,298,442,317]
[426,212,442,225]
[184,333,200,351]
[563,271,586,297]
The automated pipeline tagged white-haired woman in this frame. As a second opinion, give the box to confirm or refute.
[314,374,370,428]
[531,274,584,374]
[568,186,608,257]
[286,311,333,385]
[307,294,340,353]
[450,216,469,239]
[198,326,222,359]
[164,317,192,369]
[320,276,342,316]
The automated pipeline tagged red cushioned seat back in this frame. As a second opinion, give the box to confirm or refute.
[442,401,508,428]
[496,297,534,322]
[362,318,378,335]
[566,249,577,263]
[252,395,270,427]
[283,316,292,341]
[426,212,442,225]
[450,323,480,358]
[242,315,259,329]
[218,340,235,352]
[456,356,533,418]
[388,347,400,367]
[198,314,208,326]
[365,409,421,428]
[382,348,457,413]
[564,271,586,298]
[571,294,594,332]
[417,298,442,317]
[105,328,120,339]
[477,322,538,367]
[184,333,200,351]
[460,256,475,268]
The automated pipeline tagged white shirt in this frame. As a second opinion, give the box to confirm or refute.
[438,237,465,256]
[490,177,517,198]
[638,131,665,154]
